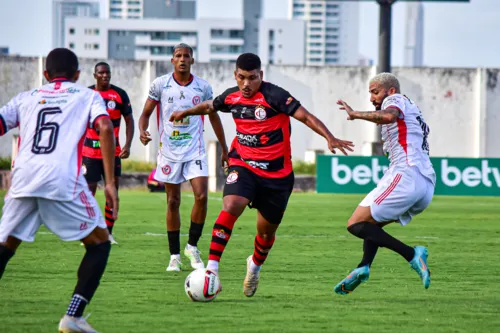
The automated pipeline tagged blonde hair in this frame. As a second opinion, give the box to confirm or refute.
[370,72,400,93]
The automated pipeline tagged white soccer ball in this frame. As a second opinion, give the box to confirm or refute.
[184,268,221,302]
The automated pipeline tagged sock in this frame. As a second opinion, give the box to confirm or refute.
[208,211,238,263]
[358,239,379,268]
[167,230,180,255]
[252,234,275,269]
[70,241,111,316]
[348,222,415,262]
[188,221,204,247]
[104,202,115,234]
[66,294,88,317]
[0,245,15,280]
[206,260,219,272]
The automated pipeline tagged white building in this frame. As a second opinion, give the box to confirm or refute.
[404,1,424,67]
[53,0,100,48]
[289,0,359,66]
[259,19,305,65]
[109,0,143,19]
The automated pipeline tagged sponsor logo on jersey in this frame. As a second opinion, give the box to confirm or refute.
[170,130,192,141]
[237,132,259,146]
[31,87,80,95]
[246,160,269,170]
[107,100,116,109]
[226,171,239,184]
[180,91,185,99]
[168,97,173,103]
[38,99,68,105]
[80,222,88,230]
[192,95,201,105]
[161,165,171,175]
[254,106,267,121]
[286,97,294,105]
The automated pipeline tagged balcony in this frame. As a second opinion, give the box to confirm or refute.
[135,35,197,47]
[210,38,244,46]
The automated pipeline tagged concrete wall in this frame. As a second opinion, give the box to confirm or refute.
[1,57,500,162]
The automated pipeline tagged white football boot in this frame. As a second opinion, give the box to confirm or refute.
[58,314,99,333]
[184,244,205,269]
[243,255,260,297]
[166,254,182,272]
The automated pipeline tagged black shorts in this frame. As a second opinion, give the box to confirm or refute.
[223,166,294,225]
[82,156,122,183]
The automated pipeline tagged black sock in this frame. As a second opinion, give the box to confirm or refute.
[69,241,111,317]
[167,230,180,255]
[0,245,15,280]
[188,222,204,247]
[348,222,415,262]
[358,239,378,268]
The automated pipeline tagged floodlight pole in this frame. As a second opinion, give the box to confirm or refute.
[377,0,395,74]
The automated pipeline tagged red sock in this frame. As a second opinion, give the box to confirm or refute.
[104,202,115,233]
[208,211,238,262]
[252,234,275,266]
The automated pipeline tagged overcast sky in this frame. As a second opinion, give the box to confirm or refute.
[0,0,499,68]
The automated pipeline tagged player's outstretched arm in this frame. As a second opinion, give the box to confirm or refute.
[139,99,156,146]
[169,100,216,122]
[292,106,354,156]
[337,99,399,124]
[208,112,229,168]
[0,97,20,136]
[96,116,119,219]
[120,113,134,158]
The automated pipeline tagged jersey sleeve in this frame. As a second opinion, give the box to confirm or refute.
[267,84,301,116]
[89,91,110,129]
[203,84,214,102]
[148,77,163,102]
[382,95,406,117]
[212,88,233,113]
[0,95,20,136]
[118,89,133,116]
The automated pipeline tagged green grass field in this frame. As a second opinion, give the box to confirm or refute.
[0,190,499,333]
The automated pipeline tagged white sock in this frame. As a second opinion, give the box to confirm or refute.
[249,257,262,273]
[206,260,219,272]
[185,244,197,250]
[170,254,181,260]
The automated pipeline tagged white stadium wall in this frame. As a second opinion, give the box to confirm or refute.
[1,57,499,161]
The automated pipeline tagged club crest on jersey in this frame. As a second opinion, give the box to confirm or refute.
[107,100,116,109]
[192,95,201,105]
[162,165,172,175]
[254,106,267,121]
[226,171,239,184]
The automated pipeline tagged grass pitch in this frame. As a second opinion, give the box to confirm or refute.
[0,190,499,333]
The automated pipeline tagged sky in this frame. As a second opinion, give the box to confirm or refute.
[0,0,499,68]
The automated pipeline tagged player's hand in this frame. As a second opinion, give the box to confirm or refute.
[140,130,152,146]
[327,136,355,156]
[104,183,119,220]
[169,111,185,122]
[221,148,229,174]
[337,99,355,120]
[119,145,131,159]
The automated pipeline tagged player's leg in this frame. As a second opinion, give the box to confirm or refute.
[206,167,256,273]
[82,157,101,196]
[165,183,182,271]
[104,157,121,244]
[184,176,208,269]
[0,196,39,279]
[38,189,110,332]
[243,183,292,297]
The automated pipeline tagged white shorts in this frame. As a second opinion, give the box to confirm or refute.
[154,154,209,184]
[0,189,106,243]
[360,166,435,225]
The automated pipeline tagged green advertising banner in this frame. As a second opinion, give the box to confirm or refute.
[316,156,500,196]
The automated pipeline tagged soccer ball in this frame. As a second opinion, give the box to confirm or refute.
[184,268,221,302]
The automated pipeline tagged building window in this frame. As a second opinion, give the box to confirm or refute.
[167,31,181,40]
[293,11,304,17]
[269,30,274,42]
[128,0,141,5]
[309,50,321,55]
[111,0,122,4]
[311,12,322,16]
[127,8,141,12]
[310,27,322,32]
[229,30,243,38]
[311,4,322,8]
[309,35,322,39]
[326,4,339,10]
[326,12,339,17]
[69,42,75,49]
[293,3,305,9]
[229,45,242,54]
[310,20,322,24]
[326,50,338,55]
[308,58,321,62]
[93,44,99,50]
[326,58,338,64]
[211,29,224,38]
[308,42,322,47]
[326,27,338,33]
[69,28,75,34]
[117,44,129,51]
[110,8,122,13]
[111,15,122,19]
[326,43,338,48]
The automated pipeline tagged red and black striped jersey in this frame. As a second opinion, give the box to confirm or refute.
[83,84,132,158]
[213,81,301,178]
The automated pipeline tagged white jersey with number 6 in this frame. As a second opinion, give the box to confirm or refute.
[0,80,109,201]
[148,73,213,163]
[381,94,436,184]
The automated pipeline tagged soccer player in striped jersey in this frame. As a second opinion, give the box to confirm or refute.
[82,62,134,244]
[334,72,435,294]
[0,48,117,333]
[170,53,354,297]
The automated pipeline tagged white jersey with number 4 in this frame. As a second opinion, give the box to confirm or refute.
[0,81,109,201]
[381,94,436,184]
[148,73,213,163]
